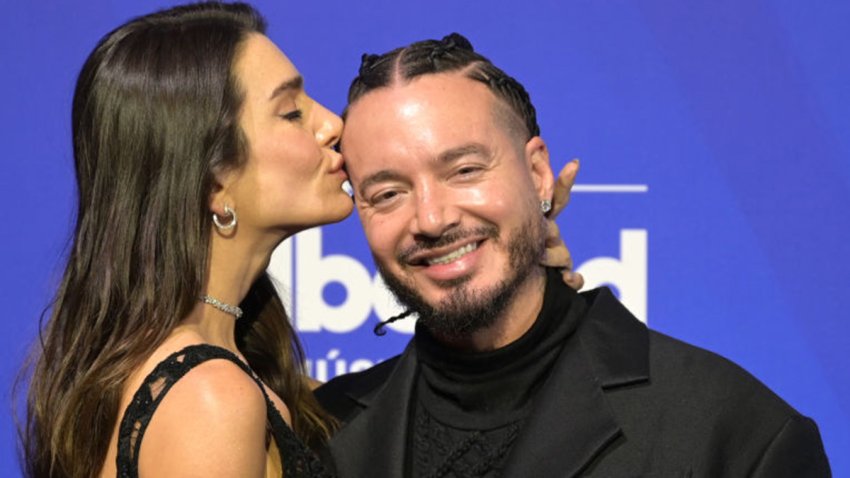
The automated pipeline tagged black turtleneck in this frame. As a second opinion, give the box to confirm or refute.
[409,268,584,478]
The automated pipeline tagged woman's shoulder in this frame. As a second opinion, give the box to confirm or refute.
[134,339,269,428]
[164,346,267,410]
[125,342,270,477]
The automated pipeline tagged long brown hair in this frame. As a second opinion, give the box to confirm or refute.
[21,3,333,477]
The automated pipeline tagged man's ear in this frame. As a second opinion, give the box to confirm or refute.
[525,136,555,202]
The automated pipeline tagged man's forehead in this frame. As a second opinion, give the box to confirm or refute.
[343,77,502,145]
[348,73,493,117]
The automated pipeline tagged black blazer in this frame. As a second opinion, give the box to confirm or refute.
[316,288,830,477]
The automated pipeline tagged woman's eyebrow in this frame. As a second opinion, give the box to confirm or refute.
[268,75,304,101]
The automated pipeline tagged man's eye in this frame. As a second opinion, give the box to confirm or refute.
[372,190,399,204]
[457,165,483,176]
[279,110,303,122]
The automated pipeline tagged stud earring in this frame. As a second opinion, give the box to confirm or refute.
[541,199,552,214]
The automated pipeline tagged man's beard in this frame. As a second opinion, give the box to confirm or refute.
[376,215,546,340]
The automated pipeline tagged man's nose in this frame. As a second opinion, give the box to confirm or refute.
[410,186,460,239]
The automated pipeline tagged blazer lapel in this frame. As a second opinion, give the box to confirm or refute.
[502,288,650,478]
[502,330,622,477]
[577,288,650,389]
[329,343,419,478]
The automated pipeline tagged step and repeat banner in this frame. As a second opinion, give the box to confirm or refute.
[2,1,847,475]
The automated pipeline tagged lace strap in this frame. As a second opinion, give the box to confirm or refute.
[115,344,278,477]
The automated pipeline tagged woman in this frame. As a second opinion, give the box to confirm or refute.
[21,2,579,477]
[23,3,342,476]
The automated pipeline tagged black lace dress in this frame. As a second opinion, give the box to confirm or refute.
[116,344,333,477]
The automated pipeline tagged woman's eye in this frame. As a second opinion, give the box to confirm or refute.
[279,110,303,122]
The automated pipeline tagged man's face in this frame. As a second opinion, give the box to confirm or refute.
[341,73,553,336]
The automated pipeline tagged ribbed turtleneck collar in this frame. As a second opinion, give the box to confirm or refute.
[413,268,583,430]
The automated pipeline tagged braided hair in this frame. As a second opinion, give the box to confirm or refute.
[347,32,540,140]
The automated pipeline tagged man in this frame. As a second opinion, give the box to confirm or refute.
[316,33,830,477]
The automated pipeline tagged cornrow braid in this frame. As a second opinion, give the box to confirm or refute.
[346,32,540,140]
[358,53,381,77]
[373,309,414,336]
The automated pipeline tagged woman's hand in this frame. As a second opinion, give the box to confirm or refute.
[542,159,584,290]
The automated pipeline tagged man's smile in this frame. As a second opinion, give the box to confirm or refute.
[405,239,486,267]
[425,242,478,266]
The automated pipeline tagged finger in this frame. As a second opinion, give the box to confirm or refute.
[542,227,575,270]
[562,269,585,291]
[542,243,572,269]
[551,158,579,218]
[544,220,562,248]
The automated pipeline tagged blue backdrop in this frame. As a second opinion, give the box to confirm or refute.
[1,1,847,475]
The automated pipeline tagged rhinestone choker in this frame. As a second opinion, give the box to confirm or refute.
[200,295,243,319]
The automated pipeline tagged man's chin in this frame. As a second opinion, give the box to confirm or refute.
[382,269,519,339]
[406,259,483,289]
[417,281,516,338]
[419,270,479,292]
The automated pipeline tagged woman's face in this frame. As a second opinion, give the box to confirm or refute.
[221,33,352,238]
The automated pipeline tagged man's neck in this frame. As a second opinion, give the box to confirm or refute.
[436,267,548,352]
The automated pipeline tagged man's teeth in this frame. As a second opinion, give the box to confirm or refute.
[427,243,478,266]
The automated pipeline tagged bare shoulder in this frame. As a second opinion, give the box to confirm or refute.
[136,357,269,477]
